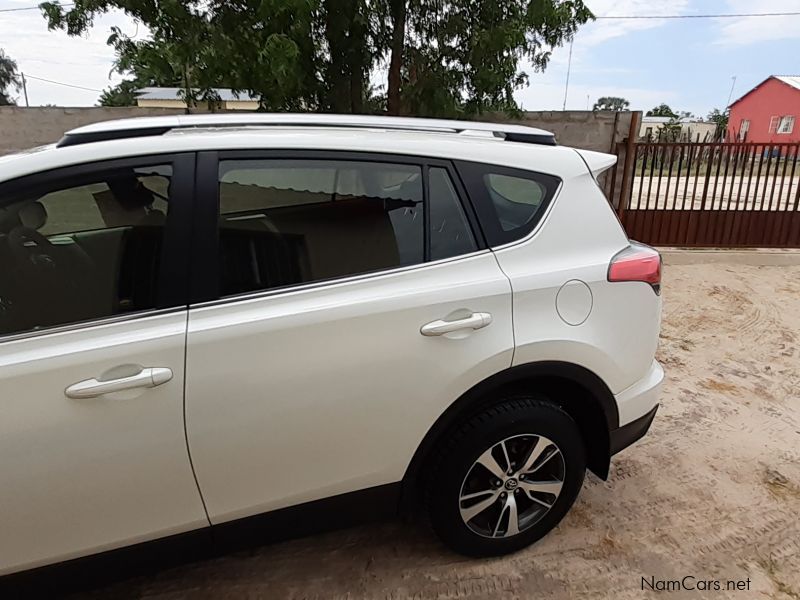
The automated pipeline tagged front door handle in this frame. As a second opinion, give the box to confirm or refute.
[420,312,493,336]
[65,367,173,399]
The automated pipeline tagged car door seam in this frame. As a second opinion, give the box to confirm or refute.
[181,310,212,526]
[490,250,516,367]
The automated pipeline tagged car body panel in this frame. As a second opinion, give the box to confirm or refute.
[614,359,664,426]
[185,251,514,523]
[0,118,663,576]
[0,311,208,576]
[492,169,662,395]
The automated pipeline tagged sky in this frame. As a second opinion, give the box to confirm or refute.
[1,0,799,117]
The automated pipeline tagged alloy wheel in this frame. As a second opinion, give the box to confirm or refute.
[458,434,565,538]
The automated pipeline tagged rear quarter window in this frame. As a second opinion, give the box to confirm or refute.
[455,161,560,246]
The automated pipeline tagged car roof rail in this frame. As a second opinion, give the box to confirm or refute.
[56,113,557,148]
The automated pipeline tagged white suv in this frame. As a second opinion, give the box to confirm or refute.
[0,114,663,577]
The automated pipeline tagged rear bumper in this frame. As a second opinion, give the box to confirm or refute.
[614,360,663,426]
[610,404,658,455]
[608,359,663,456]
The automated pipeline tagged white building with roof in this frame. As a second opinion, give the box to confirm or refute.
[135,87,259,111]
[639,115,717,141]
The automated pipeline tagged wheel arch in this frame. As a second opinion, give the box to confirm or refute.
[399,361,617,515]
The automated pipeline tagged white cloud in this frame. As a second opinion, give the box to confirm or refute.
[575,0,692,48]
[544,0,691,73]
[0,1,137,106]
[714,0,800,46]
[515,0,690,111]
[516,78,676,112]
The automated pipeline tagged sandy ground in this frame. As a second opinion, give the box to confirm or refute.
[74,263,800,600]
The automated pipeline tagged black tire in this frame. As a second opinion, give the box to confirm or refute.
[426,397,586,557]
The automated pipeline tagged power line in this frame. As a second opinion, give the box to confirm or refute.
[2,3,799,18]
[596,12,800,20]
[0,3,74,12]
[3,0,800,18]
[22,73,101,93]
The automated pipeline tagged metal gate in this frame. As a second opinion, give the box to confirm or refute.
[612,142,800,247]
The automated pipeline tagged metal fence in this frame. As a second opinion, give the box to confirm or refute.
[613,142,800,247]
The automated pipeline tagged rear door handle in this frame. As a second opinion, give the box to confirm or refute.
[65,367,173,399]
[420,312,493,336]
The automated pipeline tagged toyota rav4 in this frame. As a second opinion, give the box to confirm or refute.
[0,114,663,576]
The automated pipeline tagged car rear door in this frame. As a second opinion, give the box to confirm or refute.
[0,154,207,575]
[184,150,514,524]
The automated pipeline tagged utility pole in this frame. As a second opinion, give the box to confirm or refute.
[21,72,29,107]
[562,37,574,111]
[725,76,737,108]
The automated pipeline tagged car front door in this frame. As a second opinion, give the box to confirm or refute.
[184,151,514,524]
[0,155,207,575]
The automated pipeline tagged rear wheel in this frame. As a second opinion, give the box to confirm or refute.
[426,397,585,556]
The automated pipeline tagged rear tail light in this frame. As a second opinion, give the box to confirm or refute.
[608,243,662,294]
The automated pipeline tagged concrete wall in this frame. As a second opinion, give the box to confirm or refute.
[0,106,188,156]
[495,110,637,154]
[489,110,639,206]
[0,106,639,157]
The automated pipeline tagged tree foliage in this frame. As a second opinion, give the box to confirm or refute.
[646,103,678,118]
[395,0,594,116]
[98,79,145,106]
[40,0,593,116]
[658,117,682,141]
[0,48,21,106]
[592,96,629,111]
[707,107,729,139]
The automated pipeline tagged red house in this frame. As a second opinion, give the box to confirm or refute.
[728,75,800,144]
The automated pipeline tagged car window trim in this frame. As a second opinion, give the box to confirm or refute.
[422,163,431,261]
[426,164,483,260]
[190,149,487,305]
[189,248,493,310]
[0,306,187,345]
[0,152,195,339]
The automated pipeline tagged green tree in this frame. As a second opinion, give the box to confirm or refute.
[98,79,142,107]
[42,1,237,110]
[658,117,682,141]
[211,0,322,111]
[389,0,593,116]
[592,96,629,111]
[41,0,324,111]
[0,48,21,106]
[707,107,729,139]
[646,103,678,118]
[40,0,593,116]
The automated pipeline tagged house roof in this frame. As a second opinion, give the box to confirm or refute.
[642,116,671,124]
[775,76,800,91]
[729,75,800,107]
[642,116,710,125]
[136,87,258,102]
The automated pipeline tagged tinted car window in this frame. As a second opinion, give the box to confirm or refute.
[484,173,546,232]
[0,165,173,336]
[455,161,560,246]
[218,159,424,296]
